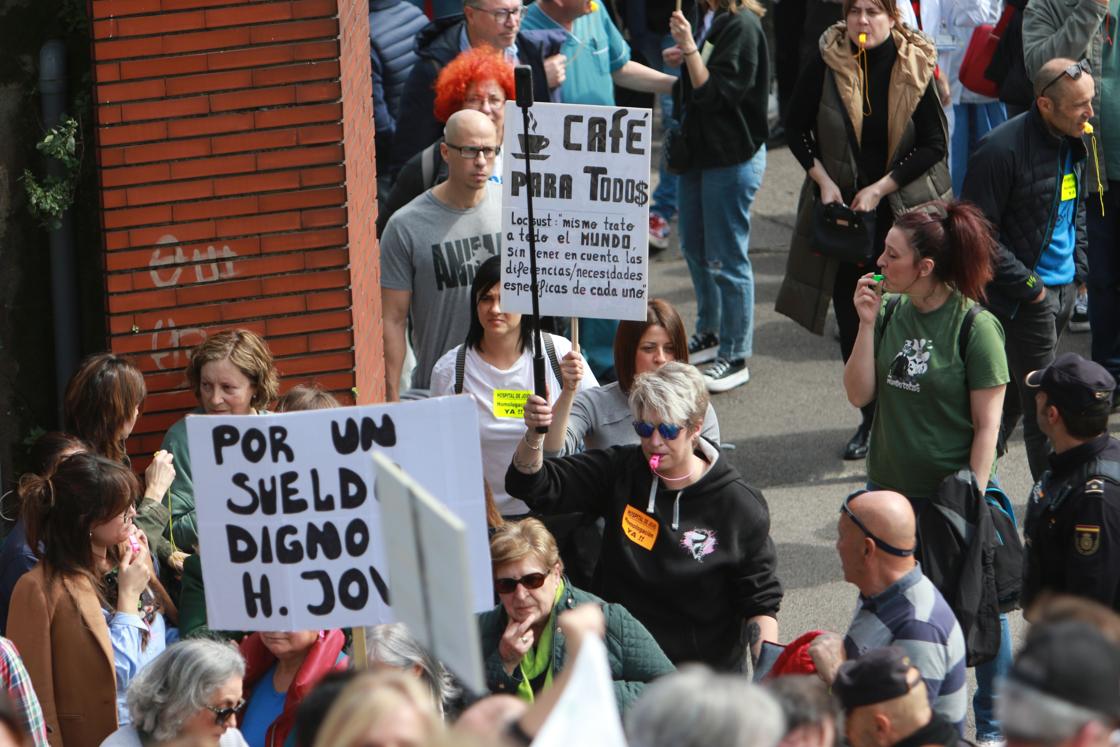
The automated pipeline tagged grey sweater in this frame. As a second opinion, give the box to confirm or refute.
[547,382,721,457]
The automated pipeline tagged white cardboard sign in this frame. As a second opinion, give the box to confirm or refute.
[500,101,652,321]
[373,451,486,693]
[185,396,492,632]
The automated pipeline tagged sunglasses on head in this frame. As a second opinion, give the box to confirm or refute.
[840,492,915,558]
[1041,58,1091,96]
[632,421,684,440]
[207,699,245,726]
[494,572,548,595]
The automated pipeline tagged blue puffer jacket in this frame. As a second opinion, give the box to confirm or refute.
[370,0,429,165]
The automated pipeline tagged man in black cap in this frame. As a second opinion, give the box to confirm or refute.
[832,647,962,747]
[1023,352,1120,613]
[1000,620,1120,747]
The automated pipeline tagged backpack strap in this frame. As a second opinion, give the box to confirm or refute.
[876,295,903,348]
[421,142,439,189]
[453,345,467,395]
[541,334,563,387]
[958,304,983,363]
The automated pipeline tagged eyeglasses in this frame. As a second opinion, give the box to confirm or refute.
[467,4,522,23]
[445,143,501,160]
[464,95,506,110]
[632,421,684,440]
[495,572,548,595]
[840,493,915,558]
[1040,58,1091,96]
[207,699,245,726]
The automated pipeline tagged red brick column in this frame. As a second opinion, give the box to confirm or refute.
[89,0,383,460]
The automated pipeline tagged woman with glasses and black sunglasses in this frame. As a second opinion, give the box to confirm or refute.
[477,518,673,708]
[507,362,783,671]
[102,639,249,747]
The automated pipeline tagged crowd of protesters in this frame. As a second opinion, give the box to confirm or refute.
[1,0,1120,745]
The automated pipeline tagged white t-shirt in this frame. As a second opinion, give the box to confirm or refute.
[101,726,250,747]
[431,334,598,515]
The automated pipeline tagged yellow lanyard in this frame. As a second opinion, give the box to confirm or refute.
[856,33,872,116]
[1084,123,1106,215]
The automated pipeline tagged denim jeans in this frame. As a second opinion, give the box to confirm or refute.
[996,282,1076,480]
[1086,180,1120,387]
[679,146,767,361]
[974,613,1012,741]
[632,31,680,220]
[950,102,1006,196]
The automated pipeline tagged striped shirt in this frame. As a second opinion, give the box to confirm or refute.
[0,637,49,747]
[844,565,968,732]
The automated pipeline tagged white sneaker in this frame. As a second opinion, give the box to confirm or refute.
[703,357,750,393]
[688,332,719,365]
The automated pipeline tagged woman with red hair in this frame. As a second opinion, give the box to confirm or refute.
[377,46,515,236]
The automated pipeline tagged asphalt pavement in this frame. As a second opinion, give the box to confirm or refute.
[645,143,1101,734]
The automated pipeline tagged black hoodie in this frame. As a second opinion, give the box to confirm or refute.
[506,438,783,670]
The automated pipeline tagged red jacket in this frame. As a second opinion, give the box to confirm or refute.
[239,630,349,747]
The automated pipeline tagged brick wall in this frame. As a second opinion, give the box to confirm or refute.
[89,0,384,464]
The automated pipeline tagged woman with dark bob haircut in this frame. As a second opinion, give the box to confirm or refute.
[431,256,596,518]
[160,329,279,553]
[9,453,177,747]
[530,299,720,457]
[62,353,179,571]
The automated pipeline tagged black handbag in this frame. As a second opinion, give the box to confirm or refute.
[811,200,877,265]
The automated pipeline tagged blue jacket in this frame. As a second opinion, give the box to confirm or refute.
[389,16,564,176]
[370,0,430,166]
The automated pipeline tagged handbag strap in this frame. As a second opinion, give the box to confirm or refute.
[993,2,1015,38]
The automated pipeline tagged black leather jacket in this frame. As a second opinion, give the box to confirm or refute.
[961,105,1089,318]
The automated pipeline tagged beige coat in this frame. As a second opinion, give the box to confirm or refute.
[7,567,118,747]
[774,24,951,334]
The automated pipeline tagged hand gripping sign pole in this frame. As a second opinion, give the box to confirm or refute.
[515,65,549,434]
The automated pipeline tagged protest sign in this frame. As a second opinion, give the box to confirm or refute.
[501,101,652,321]
[373,452,486,693]
[185,396,492,632]
[531,637,627,747]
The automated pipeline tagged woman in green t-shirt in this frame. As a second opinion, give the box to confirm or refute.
[842,198,1012,743]
[843,199,1009,498]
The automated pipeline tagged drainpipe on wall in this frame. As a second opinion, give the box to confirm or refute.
[39,39,80,422]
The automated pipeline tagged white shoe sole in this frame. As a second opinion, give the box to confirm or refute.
[649,234,670,250]
[690,347,718,365]
[705,366,750,393]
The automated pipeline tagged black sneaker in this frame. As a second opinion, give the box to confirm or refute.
[703,357,750,393]
[688,332,719,364]
[1069,291,1090,333]
[842,422,871,460]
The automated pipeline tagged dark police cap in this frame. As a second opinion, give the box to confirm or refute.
[833,646,916,711]
[1008,620,1120,720]
[1025,352,1116,415]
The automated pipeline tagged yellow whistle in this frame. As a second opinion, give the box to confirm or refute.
[859,32,867,45]
[1083,122,1094,134]
[590,0,599,9]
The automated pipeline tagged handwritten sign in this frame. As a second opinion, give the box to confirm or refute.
[500,102,652,321]
[185,396,493,632]
[374,452,486,693]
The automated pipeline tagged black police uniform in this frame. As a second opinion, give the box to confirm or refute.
[1023,434,1120,612]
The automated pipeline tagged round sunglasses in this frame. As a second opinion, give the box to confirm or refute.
[632,420,684,440]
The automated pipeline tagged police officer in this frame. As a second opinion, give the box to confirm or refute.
[1023,352,1120,613]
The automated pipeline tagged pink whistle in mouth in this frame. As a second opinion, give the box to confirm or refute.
[649,454,662,471]
[128,536,141,554]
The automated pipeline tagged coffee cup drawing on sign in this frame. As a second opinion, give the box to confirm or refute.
[514,133,551,160]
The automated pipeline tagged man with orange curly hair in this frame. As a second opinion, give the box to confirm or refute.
[390,0,567,176]
[381,110,504,401]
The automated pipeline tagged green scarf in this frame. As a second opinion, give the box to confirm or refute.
[515,579,566,702]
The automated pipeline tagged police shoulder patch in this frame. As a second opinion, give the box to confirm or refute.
[1075,524,1101,556]
[1085,478,1106,495]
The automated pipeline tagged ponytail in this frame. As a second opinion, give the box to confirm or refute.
[894,200,997,302]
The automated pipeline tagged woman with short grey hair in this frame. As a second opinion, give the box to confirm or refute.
[627,666,787,747]
[365,623,460,718]
[100,639,249,747]
[508,361,783,671]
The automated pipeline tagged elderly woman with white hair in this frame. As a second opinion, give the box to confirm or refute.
[365,623,460,718]
[100,639,249,747]
[509,362,783,672]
